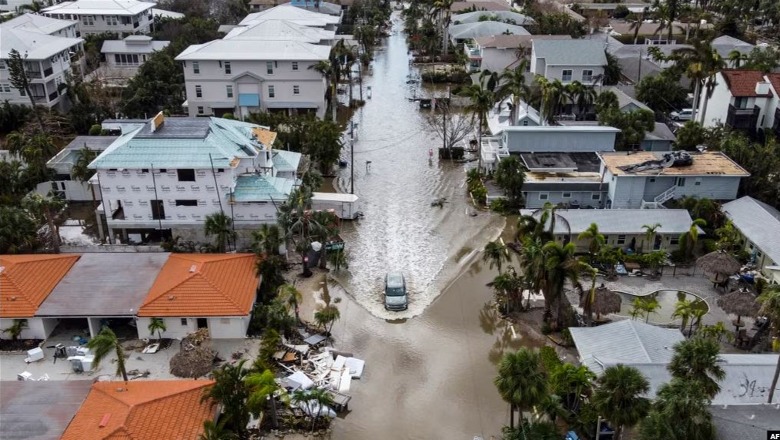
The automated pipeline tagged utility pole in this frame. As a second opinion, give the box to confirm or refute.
[350,120,355,194]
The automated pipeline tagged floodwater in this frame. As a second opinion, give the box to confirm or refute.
[333,12,504,319]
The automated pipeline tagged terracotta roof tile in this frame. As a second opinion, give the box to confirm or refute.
[61,380,215,440]
[767,73,780,97]
[721,69,772,97]
[138,254,258,317]
[0,254,79,317]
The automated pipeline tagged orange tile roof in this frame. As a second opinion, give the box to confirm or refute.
[767,73,780,98]
[61,380,215,440]
[138,254,258,317]
[721,69,773,97]
[0,254,79,318]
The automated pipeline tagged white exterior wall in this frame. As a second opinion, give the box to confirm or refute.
[543,64,604,85]
[0,47,80,109]
[0,317,58,340]
[608,174,743,208]
[231,201,278,226]
[43,10,154,36]
[700,76,731,127]
[37,180,99,202]
[480,48,518,74]
[564,233,682,253]
[607,176,647,208]
[182,59,327,118]
[207,315,251,339]
[136,316,249,339]
[671,175,743,200]
[502,129,617,153]
[136,317,197,339]
[523,189,604,209]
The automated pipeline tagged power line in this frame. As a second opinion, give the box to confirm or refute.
[352,129,425,154]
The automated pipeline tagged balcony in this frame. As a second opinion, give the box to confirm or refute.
[48,91,58,101]
[726,104,759,132]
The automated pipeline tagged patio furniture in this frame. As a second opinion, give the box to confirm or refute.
[17,371,33,381]
[697,251,741,288]
[24,347,44,363]
[718,290,760,336]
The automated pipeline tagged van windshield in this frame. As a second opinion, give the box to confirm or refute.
[386,286,405,296]
[386,274,405,296]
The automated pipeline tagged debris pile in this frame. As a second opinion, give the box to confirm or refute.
[169,329,218,378]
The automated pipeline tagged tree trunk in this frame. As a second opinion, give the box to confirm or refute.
[768,352,780,404]
[331,81,338,123]
[348,68,353,106]
[46,209,60,254]
[509,403,515,429]
[690,80,701,122]
[699,80,712,125]
[24,84,46,133]
[476,117,482,171]
[270,395,279,428]
[615,424,623,440]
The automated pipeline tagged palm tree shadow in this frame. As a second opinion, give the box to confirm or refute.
[488,325,522,365]
[479,301,500,335]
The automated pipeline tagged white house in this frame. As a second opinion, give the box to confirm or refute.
[136,253,259,339]
[697,69,780,137]
[448,21,529,45]
[101,35,169,75]
[530,39,607,85]
[176,37,330,119]
[42,0,156,37]
[239,4,341,30]
[0,254,79,340]
[721,196,780,284]
[44,135,117,202]
[0,15,84,109]
[88,114,302,245]
[464,34,570,74]
[451,10,535,26]
[599,150,750,209]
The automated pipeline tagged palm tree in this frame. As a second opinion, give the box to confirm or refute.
[757,286,780,403]
[1,319,28,341]
[592,364,651,440]
[314,304,340,335]
[204,212,237,253]
[496,60,531,124]
[245,369,280,428]
[309,60,339,122]
[641,223,662,252]
[202,360,250,437]
[578,222,605,263]
[727,49,747,67]
[251,224,282,256]
[433,0,454,55]
[667,337,725,399]
[460,80,495,171]
[671,298,694,333]
[678,218,706,260]
[87,327,129,383]
[22,192,65,254]
[306,387,335,432]
[19,1,44,12]
[494,348,548,429]
[580,264,599,326]
[629,9,647,44]
[549,362,596,415]
[666,38,722,123]
[639,296,660,323]
[536,76,565,124]
[542,241,582,329]
[199,420,237,440]
[278,283,303,323]
[147,317,166,341]
[565,81,596,119]
[483,240,510,274]
[638,378,715,440]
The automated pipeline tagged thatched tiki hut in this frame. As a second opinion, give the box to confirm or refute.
[697,250,741,288]
[580,284,622,325]
[717,290,760,327]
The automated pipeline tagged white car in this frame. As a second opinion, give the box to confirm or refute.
[671,109,693,121]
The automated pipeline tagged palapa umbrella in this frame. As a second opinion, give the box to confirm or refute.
[697,250,741,281]
[716,290,760,336]
[580,284,622,321]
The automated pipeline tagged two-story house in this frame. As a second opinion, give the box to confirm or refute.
[88,114,302,246]
[176,37,331,119]
[530,39,607,85]
[239,4,341,30]
[698,69,780,138]
[598,150,749,209]
[721,196,780,284]
[99,35,169,85]
[448,21,530,47]
[42,0,155,37]
[464,34,570,74]
[0,15,84,109]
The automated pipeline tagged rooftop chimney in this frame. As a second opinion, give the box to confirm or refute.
[99,413,111,428]
[756,81,770,96]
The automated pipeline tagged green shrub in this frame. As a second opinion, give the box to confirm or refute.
[541,321,552,335]
[560,328,574,347]
[701,238,718,253]
[539,346,562,373]
[88,124,102,135]
[471,185,487,206]
[490,197,512,214]
[222,113,235,120]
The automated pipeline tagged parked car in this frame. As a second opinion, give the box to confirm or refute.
[670,108,693,121]
[384,272,408,311]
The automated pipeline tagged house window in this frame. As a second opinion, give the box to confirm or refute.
[591,193,600,200]
[81,15,94,26]
[114,54,139,66]
[197,106,204,114]
[177,169,196,182]
[151,199,165,220]
[193,61,200,74]
[649,177,655,182]
[226,85,233,98]
[0,84,10,93]
[106,15,118,26]
[195,85,202,98]
[268,85,275,98]
[617,235,626,245]
[694,178,701,186]
[582,69,593,82]
[293,85,300,95]
[141,168,149,173]
[266,61,274,74]
[224,61,231,74]
[523,120,529,126]
[676,177,686,187]
[734,97,748,109]
[562,192,571,198]
[539,193,549,200]
[670,236,680,245]
[292,62,299,71]
[181,318,188,326]
[562,69,572,82]
[175,199,198,206]
[0,61,5,70]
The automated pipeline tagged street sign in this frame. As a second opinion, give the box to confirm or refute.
[325,241,345,251]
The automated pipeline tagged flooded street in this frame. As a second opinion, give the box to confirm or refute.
[334,13,504,319]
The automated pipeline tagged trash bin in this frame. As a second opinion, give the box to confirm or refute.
[68,356,84,373]
[81,355,95,372]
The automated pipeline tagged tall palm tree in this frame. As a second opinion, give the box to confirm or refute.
[757,285,780,403]
[727,49,747,67]
[202,360,250,437]
[578,222,605,263]
[314,304,340,335]
[629,9,647,44]
[204,212,237,253]
[433,0,454,55]
[667,337,725,399]
[638,378,715,440]
[306,387,335,432]
[678,218,706,260]
[671,298,694,333]
[460,80,495,170]
[483,240,510,274]
[494,348,548,429]
[549,362,596,415]
[251,224,282,256]
[592,364,651,440]
[580,264,599,326]
[278,283,303,323]
[22,192,65,253]
[535,76,562,124]
[641,223,662,252]
[19,1,44,12]
[309,60,338,122]
[667,38,722,123]
[497,60,531,125]
[542,241,582,328]
[87,327,129,382]
[147,317,166,341]
[245,369,280,428]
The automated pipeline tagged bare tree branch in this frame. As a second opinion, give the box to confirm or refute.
[424,105,474,150]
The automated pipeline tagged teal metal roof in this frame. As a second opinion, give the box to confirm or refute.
[273,150,301,172]
[231,174,296,202]
[89,117,268,169]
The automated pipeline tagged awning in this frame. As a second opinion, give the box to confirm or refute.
[238,93,260,107]
[265,101,319,109]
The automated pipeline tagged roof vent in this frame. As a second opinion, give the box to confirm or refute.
[189,264,197,273]
[99,413,111,428]
[168,295,176,301]
[9,296,16,301]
